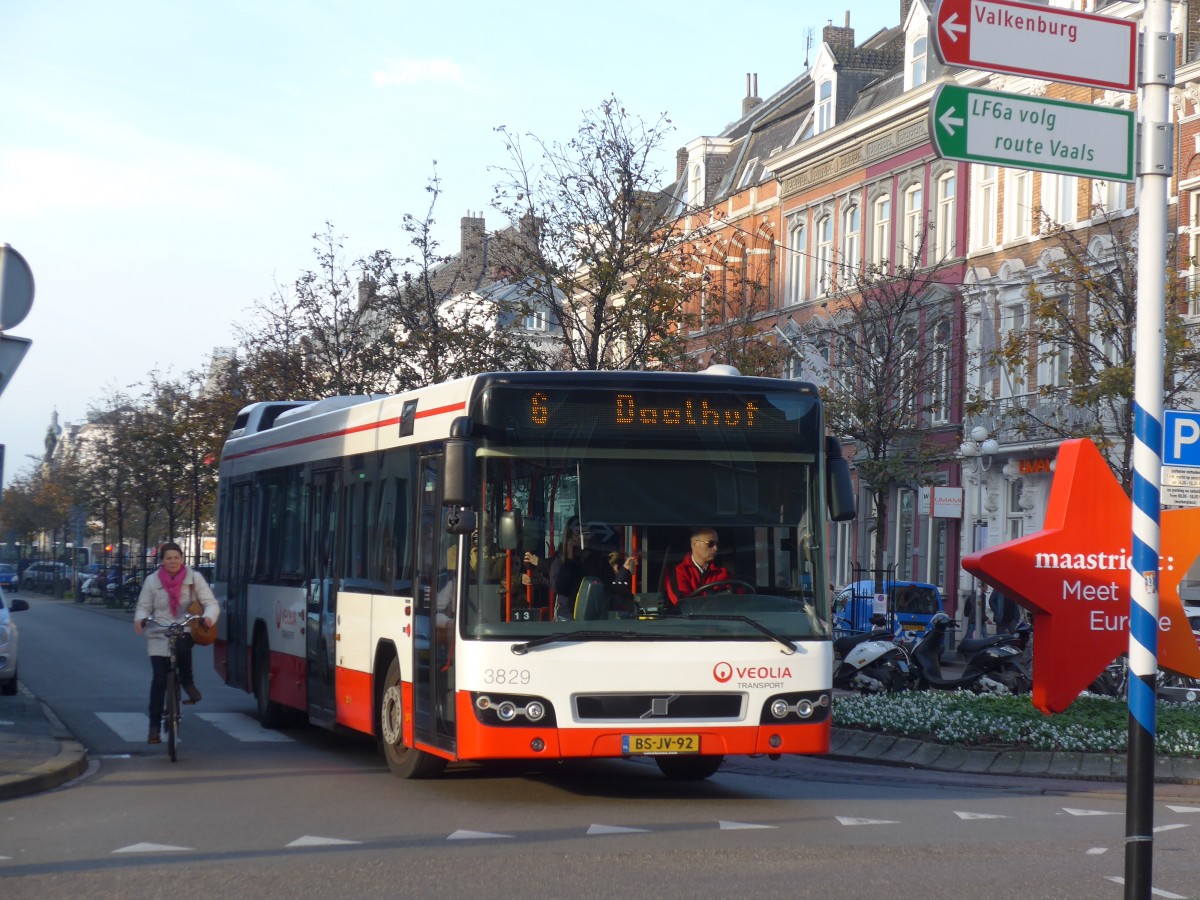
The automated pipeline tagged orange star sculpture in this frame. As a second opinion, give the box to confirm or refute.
[962,439,1200,714]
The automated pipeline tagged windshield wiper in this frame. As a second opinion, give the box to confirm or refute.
[682,614,797,655]
[510,630,638,655]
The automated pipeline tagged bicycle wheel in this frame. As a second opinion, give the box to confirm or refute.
[164,668,179,762]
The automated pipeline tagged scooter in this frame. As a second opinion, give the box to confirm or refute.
[832,615,908,693]
[904,612,1030,694]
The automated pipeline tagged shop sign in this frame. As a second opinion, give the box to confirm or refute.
[963,439,1200,714]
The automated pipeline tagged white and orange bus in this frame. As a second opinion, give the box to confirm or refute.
[213,368,855,779]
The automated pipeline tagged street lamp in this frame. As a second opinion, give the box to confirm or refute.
[960,426,999,637]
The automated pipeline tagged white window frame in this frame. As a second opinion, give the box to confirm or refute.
[871,194,891,267]
[817,80,834,133]
[1091,178,1128,216]
[787,220,806,305]
[1189,192,1200,316]
[934,172,956,260]
[999,301,1027,398]
[931,319,951,424]
[902,183,923,265]
[1041,173,1077,227]
[841,203,861,281]
[970,166,997,251]
[1003,169,1033,242]
[816,215,834,294]
[908,35,928,89]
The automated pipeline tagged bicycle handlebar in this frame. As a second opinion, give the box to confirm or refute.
[141,613,205,633]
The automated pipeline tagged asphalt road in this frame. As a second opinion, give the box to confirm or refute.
[4,597,1199,900]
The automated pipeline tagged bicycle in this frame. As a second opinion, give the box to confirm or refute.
[141,613,203,762]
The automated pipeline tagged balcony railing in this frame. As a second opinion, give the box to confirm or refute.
[966,390,1112,446]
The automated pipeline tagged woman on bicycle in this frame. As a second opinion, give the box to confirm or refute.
[133,542,219,744]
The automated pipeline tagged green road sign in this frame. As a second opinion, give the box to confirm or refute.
[929,84,1135,181]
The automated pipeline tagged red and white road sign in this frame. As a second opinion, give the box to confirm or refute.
[933,0,1137,92]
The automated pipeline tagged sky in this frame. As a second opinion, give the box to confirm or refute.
[0,0,903,490]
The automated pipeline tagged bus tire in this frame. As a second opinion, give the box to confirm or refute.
[379,658,446,779]
[253,634,288,729]
[654,754,723,780]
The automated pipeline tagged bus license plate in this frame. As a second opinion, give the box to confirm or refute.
[902,622,924,631]
[622,734,699,755]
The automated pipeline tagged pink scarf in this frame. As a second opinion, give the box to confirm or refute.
[158,565,188,617]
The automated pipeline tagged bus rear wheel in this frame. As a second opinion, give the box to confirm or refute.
[654,754,723,780]
[254,635,289,729]
[379,658,446,779]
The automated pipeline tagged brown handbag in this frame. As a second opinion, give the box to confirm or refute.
[187,584,218,646]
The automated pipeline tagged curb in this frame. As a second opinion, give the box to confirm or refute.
[827,727,1200,785]
[0,696,89,802]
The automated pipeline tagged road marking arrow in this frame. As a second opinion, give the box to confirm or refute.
[938,106,964,136]
[941,12,966,42]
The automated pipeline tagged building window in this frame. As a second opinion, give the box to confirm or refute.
[817,80,833,133]
[689,164,703,210]
[787,220,806,305]
[1000,303,1027,398]
[1042,173,1077,227]
[523,305,550,332]
[902,183,923,264]
[1190,193,1200,316]
[934,172,956,260]
[908,35,928,88]
[970,166,997,251]
[1038,327,1070,390]
[1091,178,1128,215]
[1007,478,1025,541]
[871,194,891,267]
[931,319,951,424]
[1003,169,1033,241]
[816,215,833,293]
[841,203,861,282]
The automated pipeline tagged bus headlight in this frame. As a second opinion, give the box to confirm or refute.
[470,692,557,727]
[524,701,546,722]
[497,701,518,721]
[770,699,790,719]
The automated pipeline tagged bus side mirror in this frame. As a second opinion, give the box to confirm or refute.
[825,435,856,522]
[443,417,474,508]
[498,510,523,552]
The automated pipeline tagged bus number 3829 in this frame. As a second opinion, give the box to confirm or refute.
[483,669,531,685]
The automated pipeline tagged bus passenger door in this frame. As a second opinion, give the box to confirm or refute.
[413,455,457,753]
[224,482,253,690]
[306,467,340,727]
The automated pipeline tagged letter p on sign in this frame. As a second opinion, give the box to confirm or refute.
[1164,410,1200,467]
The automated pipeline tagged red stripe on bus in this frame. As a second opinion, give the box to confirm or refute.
[335,667,374,735]
[223,401,466,461]
[269,650,307,710]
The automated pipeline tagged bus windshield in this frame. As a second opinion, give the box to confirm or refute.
[462,450,830,642]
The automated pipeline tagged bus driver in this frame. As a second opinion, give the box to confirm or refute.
[665,527,731,605]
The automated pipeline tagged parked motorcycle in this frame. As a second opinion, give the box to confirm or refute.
[833,618,908,693]
[904,612,1030,694]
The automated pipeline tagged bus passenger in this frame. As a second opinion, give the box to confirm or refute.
[664,527,731,605]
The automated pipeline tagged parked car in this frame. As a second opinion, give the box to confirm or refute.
[0,564,19,592]
[833,580,946,639]
[22,561,69,592]
[0,586,30,695]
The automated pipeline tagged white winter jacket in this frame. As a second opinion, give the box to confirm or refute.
[135,567,221,657]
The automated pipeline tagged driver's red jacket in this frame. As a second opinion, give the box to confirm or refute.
[664,555,732,605]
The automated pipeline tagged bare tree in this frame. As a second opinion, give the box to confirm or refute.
[797,230,959,570]
[491,96,698,371]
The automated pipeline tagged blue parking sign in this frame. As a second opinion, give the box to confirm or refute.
[1164,410,1200,467]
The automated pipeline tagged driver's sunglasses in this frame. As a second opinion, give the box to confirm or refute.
[694,539,718,548]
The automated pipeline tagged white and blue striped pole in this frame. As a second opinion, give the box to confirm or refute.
[1127,1,1172,896]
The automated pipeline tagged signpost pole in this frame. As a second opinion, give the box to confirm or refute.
[1126,1,1173,896]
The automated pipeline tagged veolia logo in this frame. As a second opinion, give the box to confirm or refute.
[712,662,733,683]
[276,601,298,630]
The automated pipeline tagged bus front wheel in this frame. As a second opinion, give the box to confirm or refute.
[654,754,723,780]
[379,658,446,779]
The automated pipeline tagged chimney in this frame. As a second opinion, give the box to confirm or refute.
[822,12,855,55]
[460,213,485,274]
[677,146,689,181]
[357,277,376,310]
[741,73,762,116]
